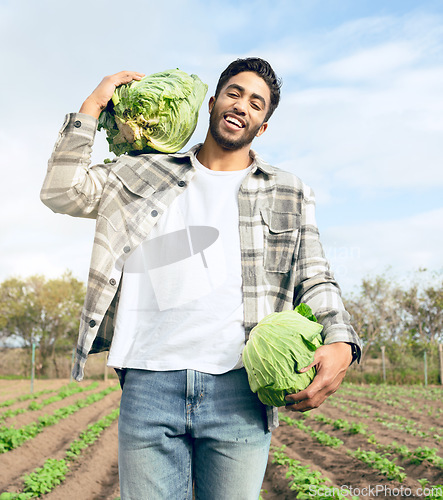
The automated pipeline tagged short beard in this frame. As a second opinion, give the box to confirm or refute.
[209,112,262,151]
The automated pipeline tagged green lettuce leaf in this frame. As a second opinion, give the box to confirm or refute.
[98,69,208,155]
[242,304,323,407]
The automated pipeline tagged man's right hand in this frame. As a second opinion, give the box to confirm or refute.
[79,71,145,119]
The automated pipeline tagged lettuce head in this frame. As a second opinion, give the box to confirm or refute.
[242,304,323,407]
[98,69,208,156]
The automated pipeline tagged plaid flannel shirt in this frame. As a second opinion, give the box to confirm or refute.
[41,113,361,430]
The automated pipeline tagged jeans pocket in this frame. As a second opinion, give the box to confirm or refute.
[260,208,300,273]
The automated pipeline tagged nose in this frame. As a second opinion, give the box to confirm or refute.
[233,97,247,114]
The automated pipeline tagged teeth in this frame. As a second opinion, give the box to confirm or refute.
[225,116,243,128]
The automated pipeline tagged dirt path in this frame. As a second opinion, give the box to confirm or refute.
[43,420,120,500]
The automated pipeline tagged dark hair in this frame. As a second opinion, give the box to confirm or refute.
[214,57,282,121]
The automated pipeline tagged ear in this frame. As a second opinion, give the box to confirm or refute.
[208,96,216,114]
[255,121,268,138]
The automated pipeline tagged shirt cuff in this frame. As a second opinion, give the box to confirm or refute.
[60,112,98,138]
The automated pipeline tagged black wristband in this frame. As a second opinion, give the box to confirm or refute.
[345,342,359,364]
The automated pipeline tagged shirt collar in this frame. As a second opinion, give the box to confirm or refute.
[171,144,277,176]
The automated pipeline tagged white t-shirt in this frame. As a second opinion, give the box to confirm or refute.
[107,158,252,374]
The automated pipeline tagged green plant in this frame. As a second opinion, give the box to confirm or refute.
[243,304,323,406]
[98,69,208,155]
[0,384,119,453]
[279,413,343,448]
[349,448,406,482]
[411,447,443,468]
[1,407,119,498]
[272,446,358,499]
[22,459,69,496]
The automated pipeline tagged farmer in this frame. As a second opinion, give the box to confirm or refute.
[41,58,362,499]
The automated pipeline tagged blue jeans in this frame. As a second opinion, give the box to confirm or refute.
[118,368,271,499]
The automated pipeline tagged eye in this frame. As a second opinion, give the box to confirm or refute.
[251,102,262,111]
[227,92,239,98]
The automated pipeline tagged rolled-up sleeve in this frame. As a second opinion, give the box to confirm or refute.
[40,113,111,219]
[294,186,362,362]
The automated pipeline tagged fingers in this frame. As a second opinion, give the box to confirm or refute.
[285,377,329,412]
[94,71,145,103]
[104,71,145,87]
[278,344,354,413]
[285,375,341,412]
[298,361,316,373]
[284,345,351,412]
[79,70,145,119]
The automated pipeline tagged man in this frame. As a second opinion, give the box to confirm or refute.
[41,58,361,499]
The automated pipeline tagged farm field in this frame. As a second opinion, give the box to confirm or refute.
[262,384,443,499]
[0,380,442,499]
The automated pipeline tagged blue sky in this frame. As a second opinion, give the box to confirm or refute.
[0,0,442,296]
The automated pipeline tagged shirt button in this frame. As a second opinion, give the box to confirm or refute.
[109,278,117,286]
[178,180,186,187]
[89,319,96,328]
[123,246,131,253]
[74,120,82,128]
[151,210,158,217]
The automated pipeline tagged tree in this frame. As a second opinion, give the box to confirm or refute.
[344,274,403,365]
[0,272,85,376]
[402,279,443,347]
[344,269,443,377]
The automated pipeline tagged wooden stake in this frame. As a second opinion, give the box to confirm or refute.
[381,346,386,383]
[439,344,443,386]
[424,350,428,387]
[30,342,36,394]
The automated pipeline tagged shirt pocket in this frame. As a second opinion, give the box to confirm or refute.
[260,208,301,273]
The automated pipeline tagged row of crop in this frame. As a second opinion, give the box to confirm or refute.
[272,442,443,500]
[375,417,442,443]
[310,413,443,472]
[0,407,119,499]
[269,444,359,500]
[329,391,442,434]
[0,387,58,409]
[340,383,443,400]
[279,413,443,498]
[279,414,343,448]
[280,414,406,482]
[0,384,119,453]
[326,395,443,442]
[375,441,443,469]
[0,382,99,423]
[338,384,443,409]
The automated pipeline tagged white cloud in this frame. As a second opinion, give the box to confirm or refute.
[322,208,443,294]
[259,46,443,196]
[318,42,421,82]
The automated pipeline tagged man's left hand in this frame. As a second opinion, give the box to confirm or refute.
[284,342,353,412]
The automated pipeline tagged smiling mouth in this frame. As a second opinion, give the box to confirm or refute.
[224,114,245,129]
